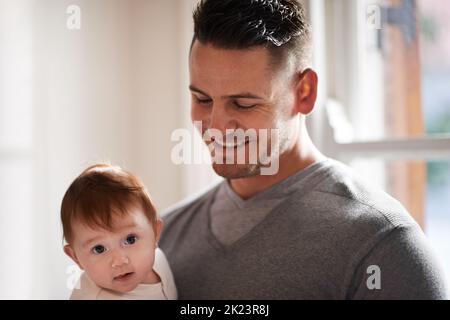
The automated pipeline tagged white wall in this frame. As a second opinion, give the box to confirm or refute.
[0,0,34,299]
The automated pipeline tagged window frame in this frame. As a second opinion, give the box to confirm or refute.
[309,0,450,163]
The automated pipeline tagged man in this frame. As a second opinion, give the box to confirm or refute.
[159,0,448,299]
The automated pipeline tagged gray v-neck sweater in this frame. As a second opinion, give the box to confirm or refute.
[210,160,329,247]
[160,159,448,299]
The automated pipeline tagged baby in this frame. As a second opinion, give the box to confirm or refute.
[60,164,177,300]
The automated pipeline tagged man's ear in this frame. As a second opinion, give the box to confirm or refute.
[154,219,163,248]
[294,68,318,116]
[64,245,84,270]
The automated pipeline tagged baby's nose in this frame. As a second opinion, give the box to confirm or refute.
[111,253,129,268]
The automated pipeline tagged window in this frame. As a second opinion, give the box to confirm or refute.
[309,0,450,287]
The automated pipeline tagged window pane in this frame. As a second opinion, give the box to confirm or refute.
[425,160,450,290]
[349,158,450,289]
[334,0,450,142]
[419,0,450,137]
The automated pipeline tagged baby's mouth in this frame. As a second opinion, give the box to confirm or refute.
[113,272,135,282]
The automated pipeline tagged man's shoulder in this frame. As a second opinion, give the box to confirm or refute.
[299,159,418,233]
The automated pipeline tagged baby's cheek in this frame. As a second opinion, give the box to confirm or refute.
[85,260,112,284]
[134,247,156,270]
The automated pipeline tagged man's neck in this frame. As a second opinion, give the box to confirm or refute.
[229,137,326,200]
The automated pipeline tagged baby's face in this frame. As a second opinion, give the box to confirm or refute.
[66,207,161,293]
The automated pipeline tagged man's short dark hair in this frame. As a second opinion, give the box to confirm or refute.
[192,0,312,71]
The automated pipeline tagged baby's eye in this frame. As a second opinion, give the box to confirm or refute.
[124,235,138,245]
[92,245,106,255]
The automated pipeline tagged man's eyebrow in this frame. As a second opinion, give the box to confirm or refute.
[227,93,264,100]
[189,85,210,97]
[189,85,264,100]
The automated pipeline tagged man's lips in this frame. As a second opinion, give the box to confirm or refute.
[211,138,251,149]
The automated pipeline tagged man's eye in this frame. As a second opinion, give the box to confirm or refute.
[92,245,106,255]
[194,97,212,105]
[124,235,138,245]
[234,102,256,109]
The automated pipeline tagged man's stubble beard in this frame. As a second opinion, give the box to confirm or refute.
[212,161,260,180]
[209,125,291,180]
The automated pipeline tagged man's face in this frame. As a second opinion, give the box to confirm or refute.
[189,41,299,179]
[65,208,161,293]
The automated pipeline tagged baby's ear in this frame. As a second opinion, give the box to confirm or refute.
[154,219,163,248]
[64,245,83,270]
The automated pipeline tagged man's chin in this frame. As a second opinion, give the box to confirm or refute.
[212,163,260,180]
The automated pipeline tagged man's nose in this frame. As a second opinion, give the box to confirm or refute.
[208,103,237,133]
[111,250,129,269]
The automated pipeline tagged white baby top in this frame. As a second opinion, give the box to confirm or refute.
[70,248,177,300]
